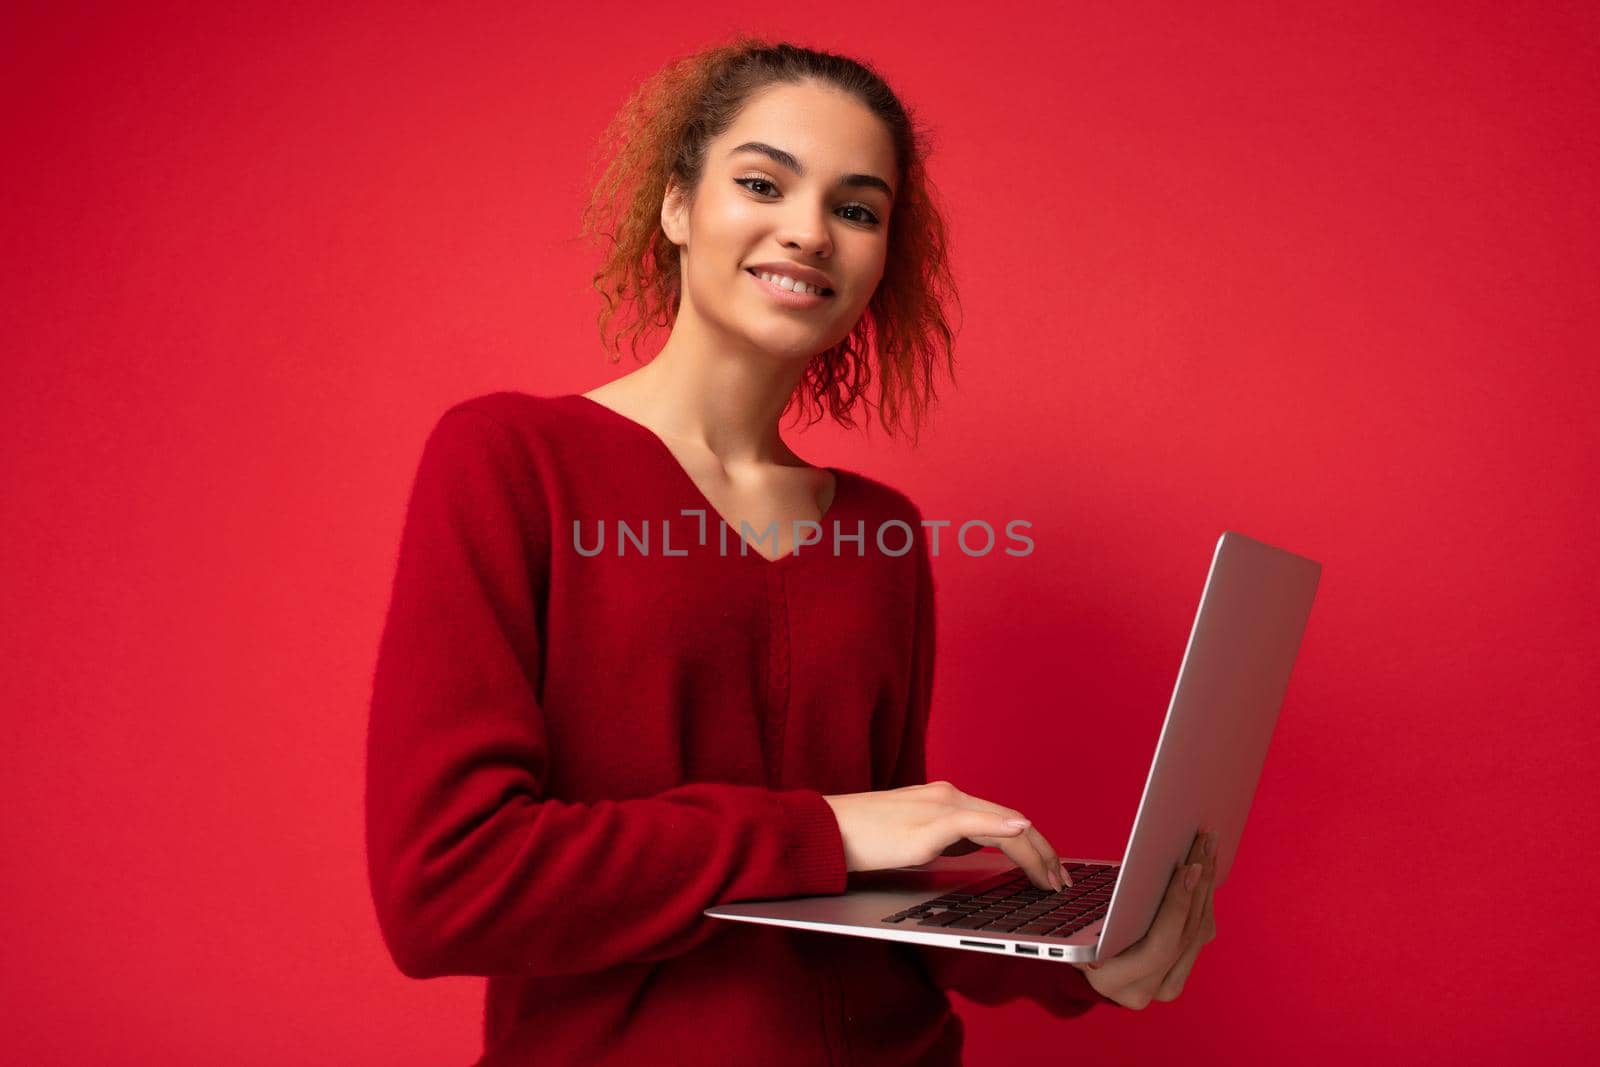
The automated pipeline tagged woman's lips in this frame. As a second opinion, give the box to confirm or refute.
[746,268,834,309]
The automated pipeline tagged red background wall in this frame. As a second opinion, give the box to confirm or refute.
[3,2,1595,1063]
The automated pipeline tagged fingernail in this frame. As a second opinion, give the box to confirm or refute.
[1184,863,1201,891]
[1004,819,1030,829]
[1049,870,1062,891]
[1059,861,1073,887]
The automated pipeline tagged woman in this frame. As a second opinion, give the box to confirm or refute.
[366,36,1217,1066]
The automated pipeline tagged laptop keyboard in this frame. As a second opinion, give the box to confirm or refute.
[880,863,1118,938]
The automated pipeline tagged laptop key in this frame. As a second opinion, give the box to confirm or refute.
[917,913,964,927]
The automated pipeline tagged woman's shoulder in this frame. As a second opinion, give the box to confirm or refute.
[832,466,926,527]
[410,391,621,507]
[426,390,622,463]
[437,389,582,435]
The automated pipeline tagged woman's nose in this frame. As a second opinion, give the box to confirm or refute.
[777,203,833,259]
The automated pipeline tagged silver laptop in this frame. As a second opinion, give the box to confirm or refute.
[706,530,1322,964]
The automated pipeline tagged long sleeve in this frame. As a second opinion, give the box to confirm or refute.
[364,406,848,981]
[893,517,1115,1015]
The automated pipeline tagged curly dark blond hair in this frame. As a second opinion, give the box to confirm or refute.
[579,34,961,445]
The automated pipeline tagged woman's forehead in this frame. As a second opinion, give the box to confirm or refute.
[719,83,895,172]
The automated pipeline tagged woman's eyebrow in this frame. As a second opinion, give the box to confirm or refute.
[728,141,894,200]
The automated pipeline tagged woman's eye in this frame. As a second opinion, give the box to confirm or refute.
[737,177,779,197]
[735,177,881,227]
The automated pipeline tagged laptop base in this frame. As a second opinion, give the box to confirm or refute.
[704,850,1111,964]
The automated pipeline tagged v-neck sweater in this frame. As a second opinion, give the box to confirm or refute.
[365,390,1108,1067]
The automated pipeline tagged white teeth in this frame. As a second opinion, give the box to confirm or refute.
[757,270,826,295]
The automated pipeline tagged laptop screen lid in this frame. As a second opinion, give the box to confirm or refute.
[1095,530,1322,961]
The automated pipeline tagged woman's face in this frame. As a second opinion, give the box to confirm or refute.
[662,80,897,360]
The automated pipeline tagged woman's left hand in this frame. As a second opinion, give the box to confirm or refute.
[1070,828,1218,1010]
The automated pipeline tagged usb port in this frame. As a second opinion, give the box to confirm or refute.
[1015,945,1038,956]
[1048,948,1064,957]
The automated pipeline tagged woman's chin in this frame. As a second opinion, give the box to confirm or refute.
[740,326,837,360]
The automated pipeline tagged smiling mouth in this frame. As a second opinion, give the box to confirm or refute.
[745,268,834,297]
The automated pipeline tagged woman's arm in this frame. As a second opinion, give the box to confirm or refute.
[365,406,848,980]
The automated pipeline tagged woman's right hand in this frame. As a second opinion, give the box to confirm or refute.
[821,780,1072,893]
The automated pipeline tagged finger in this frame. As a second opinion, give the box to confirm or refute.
[1157,889,1214,1001]
[954,809,1034,847]
[941,787,1062,890]
[1087,865,1193,998]
[1116,859,1204,973]
[1166,827,1212,940]
[944,786,1035,843]
[1090,829,1212,990]
[1023,826,1069,889]
[1154,880,1217,1002]
[1175,831,1219,947]
[1186,827,1209,866]
[1015,826,1062,891]
[966,825,1056,895]
[987,819,1056,891]
[985,829,1054,892]
[1175,834,1217,944]
[1174,851,1214,956]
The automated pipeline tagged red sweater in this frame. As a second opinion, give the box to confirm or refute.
[365,391,1108,1066]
